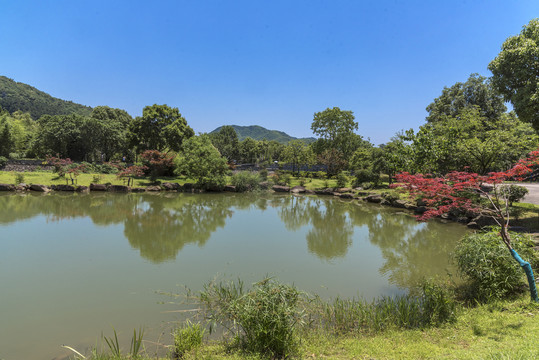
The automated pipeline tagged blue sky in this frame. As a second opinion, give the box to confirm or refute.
[1,1,537,145]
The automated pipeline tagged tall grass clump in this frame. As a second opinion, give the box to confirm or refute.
[14,172,25,184]
[336,171,349,188]
[100,327,145,358]
[230,171,261,192]
[454,229,539,303]
[198,278,304,358]
[311,280,456,334]
[172,320,205,359]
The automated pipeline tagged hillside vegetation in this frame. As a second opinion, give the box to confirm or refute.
[211,125,316,144]
[0,76,92,119]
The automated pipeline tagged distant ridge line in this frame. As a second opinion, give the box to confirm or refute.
[210,124,316,144]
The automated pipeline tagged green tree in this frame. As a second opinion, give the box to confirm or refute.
[426,73,506,123]
[32,114,85,160]
[0,111,35,157]
[89,106,133,161]
[282,140,314,175]
[489,18,539,129]
[129,104,194,153]
[239,137,260,163]
[176,134,229,190]
[311,107,360,159]
[0,117,14,157]
[210,125,239,162]
[318,148,347,176]
[380,133,414,183]
[408,107,538,174]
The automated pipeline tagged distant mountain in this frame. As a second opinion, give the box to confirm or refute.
[211,125,316,144]
[0,76,93,119]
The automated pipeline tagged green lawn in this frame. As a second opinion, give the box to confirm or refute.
[0,170,189,187]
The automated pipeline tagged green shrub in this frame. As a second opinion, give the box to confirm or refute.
[95,163,119,174]
[231,171,260,192]
[199,278,302,359]
[172,320,205,359]
[14,172,25,184]
[92,175,103,184]
[281,173,292,186]
[381,191,400,203]
[353,169,380,187]
[420,280,456,326]
[259,168,268,181]
[454,229,539,302]
[315,171,326,179]
[501,184,529,206]
[0,156,7,168]
[336,171,349,188]
[80,162,96,173]
[360,182,374,190]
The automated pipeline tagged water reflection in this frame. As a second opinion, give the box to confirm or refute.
[0,193,467,282]
[275,196,467,284]
[124,195,234,262]
[276,196,354,259]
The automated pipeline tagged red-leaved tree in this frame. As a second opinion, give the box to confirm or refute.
[117,165,147,187]
[392,149,539,302]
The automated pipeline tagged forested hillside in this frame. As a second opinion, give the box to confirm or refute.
[211,125,315,144]
[0,76,92,119]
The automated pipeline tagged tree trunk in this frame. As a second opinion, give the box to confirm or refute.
[510,249,539,302]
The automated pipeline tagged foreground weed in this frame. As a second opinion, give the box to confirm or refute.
[102,327,144,358]
[172,320,205,359]
[198,278,304,359]
[310,279,456,334]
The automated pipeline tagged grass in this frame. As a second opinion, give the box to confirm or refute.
[0,170,191,187]
[78,296,539,360]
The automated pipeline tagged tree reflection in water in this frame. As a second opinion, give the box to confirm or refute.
[0,193,466,287]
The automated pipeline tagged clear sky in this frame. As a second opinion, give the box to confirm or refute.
[1,0,537,145]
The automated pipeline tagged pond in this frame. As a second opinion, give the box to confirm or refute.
[0,192,467,359]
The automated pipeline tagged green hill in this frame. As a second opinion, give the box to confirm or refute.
[211,125,316,144]
[0,76,92,119]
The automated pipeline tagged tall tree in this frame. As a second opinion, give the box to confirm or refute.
[409,108,538,174]
[239,137,260,163]
[129,104,194,153]
[426,73,506,123]
[89,106,133,161]
[32,114,85,160]
[311,107,360,159]
[210,125,239,162]
[0,119,14,157]
[489,18,539,129]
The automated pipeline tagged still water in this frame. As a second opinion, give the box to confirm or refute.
[0,192,467,359]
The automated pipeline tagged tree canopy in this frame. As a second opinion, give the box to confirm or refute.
[209,125,239,162]
[425,73,506,123]
[176,134,229,190]
[129,104,194,153]
[311,107,359,157]
[489,18,539,129]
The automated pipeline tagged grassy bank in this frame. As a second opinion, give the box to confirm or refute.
[0,170,347,190]
[72,295,539,360]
